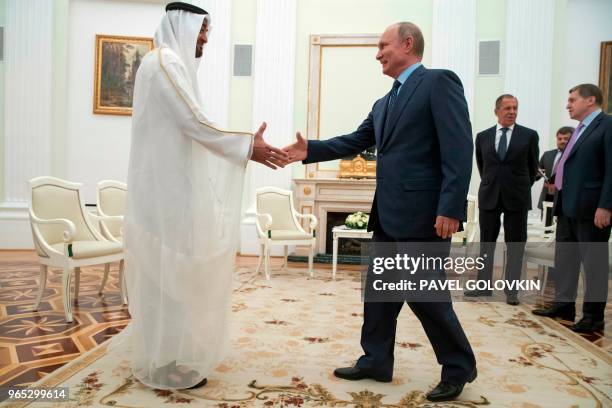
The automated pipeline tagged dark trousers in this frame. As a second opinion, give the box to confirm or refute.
[541,197,556,277]
[554,211,610,321]
[478,202,528,295]
[356,229,476,385]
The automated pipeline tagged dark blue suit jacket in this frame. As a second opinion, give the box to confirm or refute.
[304,66,473,238]
[554,112,612,219]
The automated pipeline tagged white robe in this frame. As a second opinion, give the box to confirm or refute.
[124,11,253,389]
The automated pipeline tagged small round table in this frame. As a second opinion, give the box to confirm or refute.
[332,225,373,280]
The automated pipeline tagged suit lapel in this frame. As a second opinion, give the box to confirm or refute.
[381,66,426,148]
[566,112,604,161]
[488,127,499,161]
[374,93,390,148]
[545,150,557,176]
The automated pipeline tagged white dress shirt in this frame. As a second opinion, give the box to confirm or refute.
[551,150,562,175]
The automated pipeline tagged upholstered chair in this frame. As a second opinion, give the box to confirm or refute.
[255,187,317,280]
[29,177,126,322]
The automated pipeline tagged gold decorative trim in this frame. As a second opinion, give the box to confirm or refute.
[306,35,380,179]
[93,35,154,116]
[301,205,313,215]
[8,343,109,408]
[301,205,313,231]
[599,41,612,114]
[303,187,312,195]
[158,47,252,137]
[526,304,612,364]
[339,156,376,179]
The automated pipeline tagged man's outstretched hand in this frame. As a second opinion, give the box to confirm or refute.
[250,122,289,169]
[283,132,308,163]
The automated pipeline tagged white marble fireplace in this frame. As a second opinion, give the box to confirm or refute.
[292,178,375,254]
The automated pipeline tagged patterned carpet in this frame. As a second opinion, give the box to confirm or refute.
[1,259,610,407]
[0,255,129,390]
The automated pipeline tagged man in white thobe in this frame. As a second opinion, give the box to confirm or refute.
[124,1,287,390]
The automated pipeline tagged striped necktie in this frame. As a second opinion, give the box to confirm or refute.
[383,80,402,134]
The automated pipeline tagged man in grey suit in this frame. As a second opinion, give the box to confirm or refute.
[536,127,573,225]
[283,22,476,402]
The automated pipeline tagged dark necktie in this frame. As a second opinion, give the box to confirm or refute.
[384,80,402,132]
[498,127,509,160]
[387,80,401,112]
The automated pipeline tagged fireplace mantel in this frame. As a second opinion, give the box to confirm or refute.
[293,178,375,254]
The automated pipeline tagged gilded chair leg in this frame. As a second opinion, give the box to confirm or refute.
[62,266,74,322]
[119,260,128,305]
[255,244,264,275]
[264,244,270,281]
[99,263,110,295]
[33,264,47,311]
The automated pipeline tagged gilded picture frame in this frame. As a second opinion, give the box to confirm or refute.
[93,35,154,116]
[305,34,383,179]
[599,41,612,114]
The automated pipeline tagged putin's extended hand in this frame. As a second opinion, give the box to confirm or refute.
[283,132,308,164]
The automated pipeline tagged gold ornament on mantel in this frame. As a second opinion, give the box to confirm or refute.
[339,155,376,179]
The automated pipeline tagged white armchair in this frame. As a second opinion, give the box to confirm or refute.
[502,201,557,289]
[29,177,126,322]
[96,180,127,243]
[95,180,127,303]
[255,187,317,280]
[452,194,479,244]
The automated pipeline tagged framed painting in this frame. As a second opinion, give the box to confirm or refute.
[93,35,154,115]
[600,41,612,114]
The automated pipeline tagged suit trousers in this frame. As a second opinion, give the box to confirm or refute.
[541,193,555,227]
[478,201,528,295]
[554,205,610,321]
[356,229,476,385]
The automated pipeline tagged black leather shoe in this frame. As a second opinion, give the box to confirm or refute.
[426,369,477,402]
[333,366,392,382]
[532,305,575,321]
[185,378,207,389]
[571,318,604,333]
[506,294,520,306]
[464,289,492,297]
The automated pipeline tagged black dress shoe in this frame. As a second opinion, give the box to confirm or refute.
[506,294,520,306]
[185,378,207,389]
[532,305,575,321]
[571,318,604,333]
[426,369,477,402]
[333,366,392,382]
[464,289,492,297]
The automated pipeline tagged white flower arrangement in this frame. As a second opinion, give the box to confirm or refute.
[345,211,370,229]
